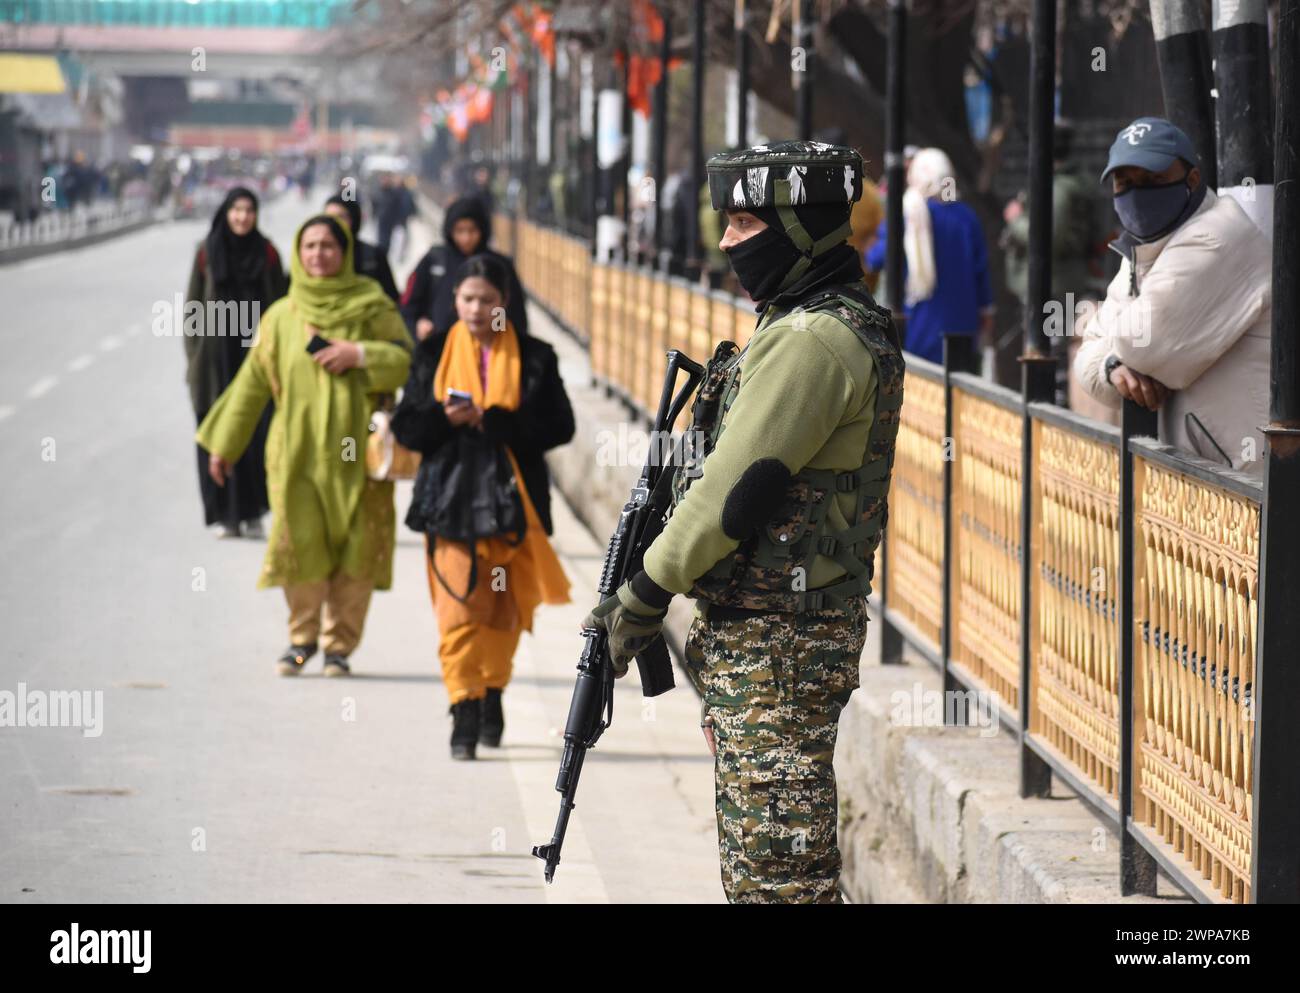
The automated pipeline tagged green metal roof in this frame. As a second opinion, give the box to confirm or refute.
[178,100,380,127]
[1,1,357,29]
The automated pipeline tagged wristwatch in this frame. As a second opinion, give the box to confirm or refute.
[1103,353,1123,384]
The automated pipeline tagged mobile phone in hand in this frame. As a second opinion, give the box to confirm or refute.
[306,334,332,354]
[446,388,473,407]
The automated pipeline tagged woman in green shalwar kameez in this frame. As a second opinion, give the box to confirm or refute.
[197,215,412,677]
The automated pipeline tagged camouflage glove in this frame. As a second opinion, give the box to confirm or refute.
[583,580,669,677]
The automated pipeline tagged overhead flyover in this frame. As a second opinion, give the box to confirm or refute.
[0,0,363,78]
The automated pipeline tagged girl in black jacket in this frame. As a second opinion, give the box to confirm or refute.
[399,196,528,342]
[323,193,401,302]
[391,255,574,760]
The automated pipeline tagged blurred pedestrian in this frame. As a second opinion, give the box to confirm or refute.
[1001,120,1095,317]
[184,187,288,538]
[865,148,994,362]
[391,254,573,759]
[375,173,416,258]
[323,193,400,301]
[196,216,412,677]
[400,196,528,342]
[1073,117,1271,474]
[468,162,497,216]
[662,166,692,264]
[698,182,729,284]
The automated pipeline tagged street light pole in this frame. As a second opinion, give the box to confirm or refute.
[878,0,906,667]
[735,0,749,148]
[1251,0,1300,906]
[884,0,905,321]
[1150,0,1218,190]
[651,4,670,266]
[687,0,704,278]
[793,0,813,140]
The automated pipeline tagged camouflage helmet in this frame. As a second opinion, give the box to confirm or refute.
[707,140,862,210]
[707,139,863,276]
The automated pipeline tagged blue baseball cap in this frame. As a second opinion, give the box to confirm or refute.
[1100,117,1199,183]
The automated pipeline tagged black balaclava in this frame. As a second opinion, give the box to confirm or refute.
[726,216,804,300]
[726,202,859,305]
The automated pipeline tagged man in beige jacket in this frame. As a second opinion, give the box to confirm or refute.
[1073,117,1271,474]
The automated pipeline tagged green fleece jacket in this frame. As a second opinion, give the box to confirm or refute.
[642,302,880,595]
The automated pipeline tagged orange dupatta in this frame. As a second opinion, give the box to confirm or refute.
[429,320,570,632]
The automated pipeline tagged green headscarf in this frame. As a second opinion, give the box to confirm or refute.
[288,215,394,330]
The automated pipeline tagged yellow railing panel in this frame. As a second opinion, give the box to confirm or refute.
[889,369,945,651]
[688,287,712,371]
[1132,457,1258,903]
[634,269,655,413]
[668,282,691,363]
[1030,421,1121,800]
[950,388,1023,710]
[590,261,609,380]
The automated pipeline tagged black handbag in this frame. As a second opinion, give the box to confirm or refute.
[426,429,526,603]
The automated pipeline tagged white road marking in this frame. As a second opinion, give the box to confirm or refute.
[125,324,143,337]
[99,336,122,352]
[26,376,57,399]
[67,353,94,372]
[0,405,14,422]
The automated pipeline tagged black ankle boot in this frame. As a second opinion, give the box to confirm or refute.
[450,699,480,760]
[479,688,504,747]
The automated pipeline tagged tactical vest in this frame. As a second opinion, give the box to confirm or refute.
[670,286,905,612]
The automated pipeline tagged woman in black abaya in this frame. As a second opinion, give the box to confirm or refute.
[183,187,288,537]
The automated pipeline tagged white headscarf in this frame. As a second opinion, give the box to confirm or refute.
[902,147,956,306]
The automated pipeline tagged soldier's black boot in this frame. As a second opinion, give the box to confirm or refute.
[450,699,479,761]
[479,688,504,747]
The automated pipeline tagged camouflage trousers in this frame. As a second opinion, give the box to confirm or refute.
[683,596,868,904]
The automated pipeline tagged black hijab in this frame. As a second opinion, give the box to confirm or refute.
[431,196,492,333]
[206,186,268,296]
[441,195,491,248]
[324,193,362,237]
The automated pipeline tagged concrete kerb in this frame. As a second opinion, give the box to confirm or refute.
[0,214,162,265]
[522,254,1186,905]
[836,640,1192,904]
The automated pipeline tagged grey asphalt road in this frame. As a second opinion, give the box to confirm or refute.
[0,193,721,903]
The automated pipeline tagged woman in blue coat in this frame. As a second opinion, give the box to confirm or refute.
[866,148,994,363]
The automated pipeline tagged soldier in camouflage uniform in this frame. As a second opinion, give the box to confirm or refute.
[585,140,905,903]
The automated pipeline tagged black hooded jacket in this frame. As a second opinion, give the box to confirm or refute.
[326,195,400,301]
[399,197,529,339]
[389,328,574,537]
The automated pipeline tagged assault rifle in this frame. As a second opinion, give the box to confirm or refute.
[532,348,704,883]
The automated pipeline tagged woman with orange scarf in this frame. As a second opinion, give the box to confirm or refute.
[392,255,575,759]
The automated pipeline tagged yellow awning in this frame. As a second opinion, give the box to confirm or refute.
[0,54,67,95]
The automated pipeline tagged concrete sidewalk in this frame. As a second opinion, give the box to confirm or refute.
[0,190,723,905]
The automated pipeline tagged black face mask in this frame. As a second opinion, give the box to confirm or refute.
[725,226,805,301]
